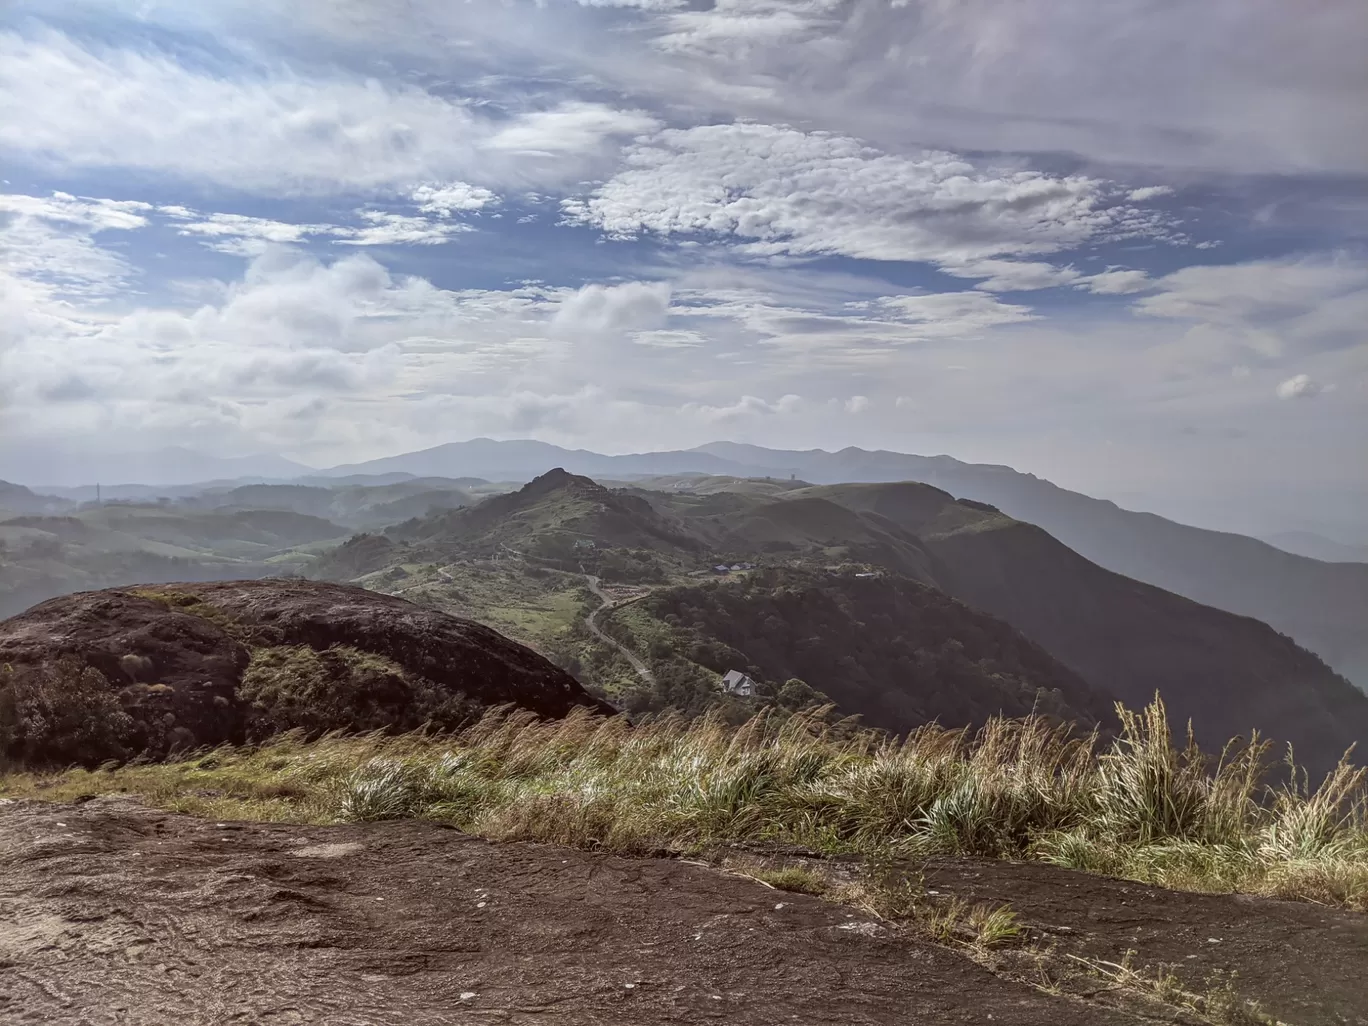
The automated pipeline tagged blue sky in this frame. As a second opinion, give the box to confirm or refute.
[1,0,1365,537]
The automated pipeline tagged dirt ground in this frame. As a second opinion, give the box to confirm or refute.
[913,856,1368,1026]
[1,797,1364,1026]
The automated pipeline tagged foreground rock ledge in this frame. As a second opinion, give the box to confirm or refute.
[3,798,1366,1025]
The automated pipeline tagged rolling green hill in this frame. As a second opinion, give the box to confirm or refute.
[310,469,1368,776]
[392,468,704,560]
[602,567,1113,734]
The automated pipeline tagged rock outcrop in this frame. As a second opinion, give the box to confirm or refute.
[0,579,612,764]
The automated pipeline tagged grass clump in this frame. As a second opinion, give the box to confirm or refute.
[1068,952,1285,1025]
[2,696,1365,909]
[734,863,830,895]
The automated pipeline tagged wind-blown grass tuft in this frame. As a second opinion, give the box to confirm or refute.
[3,696,1365,908]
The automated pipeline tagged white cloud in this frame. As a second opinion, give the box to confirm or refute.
[1128,186,1174,202]
[631,329,706,348]
[161,204,480,252]
[0,191,151,231]
[1133,256,1368,360]
[484,102,659,157]
[551,281,672,337]
[1276,373,1324,399]
[0,30,658,194]
[656,0,842,54]
[577,0,686,8]
[940,259,1082,292]
[412,181,501,215]
[844,394,870,413]
[0,191,151,295]
[876,292,1037,334]
[161,210,338,254]
[561,123,1171,265]
[1077,269,1153,295]
[338,211,477,247]
[682,393,804,424]
[603,0,1368,175]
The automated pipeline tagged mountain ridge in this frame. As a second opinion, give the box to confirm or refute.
[306,439,1368,689]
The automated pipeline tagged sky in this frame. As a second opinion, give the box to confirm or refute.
[0,0,1365,538]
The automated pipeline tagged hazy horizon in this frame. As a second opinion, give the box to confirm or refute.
[3,435,1366,546]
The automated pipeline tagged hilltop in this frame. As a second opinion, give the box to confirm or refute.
[392,468,703,559]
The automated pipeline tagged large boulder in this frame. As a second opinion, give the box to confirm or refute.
[0,579,612,765]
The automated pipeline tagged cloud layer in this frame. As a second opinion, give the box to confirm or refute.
[0,2,1365,536]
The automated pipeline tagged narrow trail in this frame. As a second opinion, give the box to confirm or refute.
[583,575,656,686]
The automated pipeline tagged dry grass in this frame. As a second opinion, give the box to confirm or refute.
[2,696,1365,909]
[1065,951,1285,1025]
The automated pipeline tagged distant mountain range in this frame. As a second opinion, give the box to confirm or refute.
[382,468,1368,777]
[0,445,313,489]
[7,436,1365,690]
[317,438,1368,691]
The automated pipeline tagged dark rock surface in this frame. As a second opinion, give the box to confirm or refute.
[0,579,611,762]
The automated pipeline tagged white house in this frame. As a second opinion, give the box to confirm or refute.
[721,670,758,697]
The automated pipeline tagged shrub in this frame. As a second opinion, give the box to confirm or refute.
[0,658,133,765]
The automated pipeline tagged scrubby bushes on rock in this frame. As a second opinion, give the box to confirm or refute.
[0,657,133,766]
[240,644,479,738]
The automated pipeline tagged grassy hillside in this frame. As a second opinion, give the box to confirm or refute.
[601,568,1113,733]
[393,468,704,560]
[0,504,349,619]
[776,481,1368,778]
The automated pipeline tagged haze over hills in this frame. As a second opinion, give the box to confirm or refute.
[1262,532,1368,565]
[6,435,1365,690]
[0,445,314,489]
[361,468,1368,777]
[303,439,1368,691]
[0,504,351,620]
[0,475,518,621]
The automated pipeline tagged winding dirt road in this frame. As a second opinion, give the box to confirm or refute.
[583,575,656,686]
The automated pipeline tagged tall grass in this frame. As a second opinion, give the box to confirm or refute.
[4,696,1365,909]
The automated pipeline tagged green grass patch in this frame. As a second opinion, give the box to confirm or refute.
[3,697,1365,910]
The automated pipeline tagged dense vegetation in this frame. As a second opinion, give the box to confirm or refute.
[5,698,1364,912]
[600,568,1112,731]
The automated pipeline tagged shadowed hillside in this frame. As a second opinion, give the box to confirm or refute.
[787,481,1368,776]
[604,567,1114,733]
